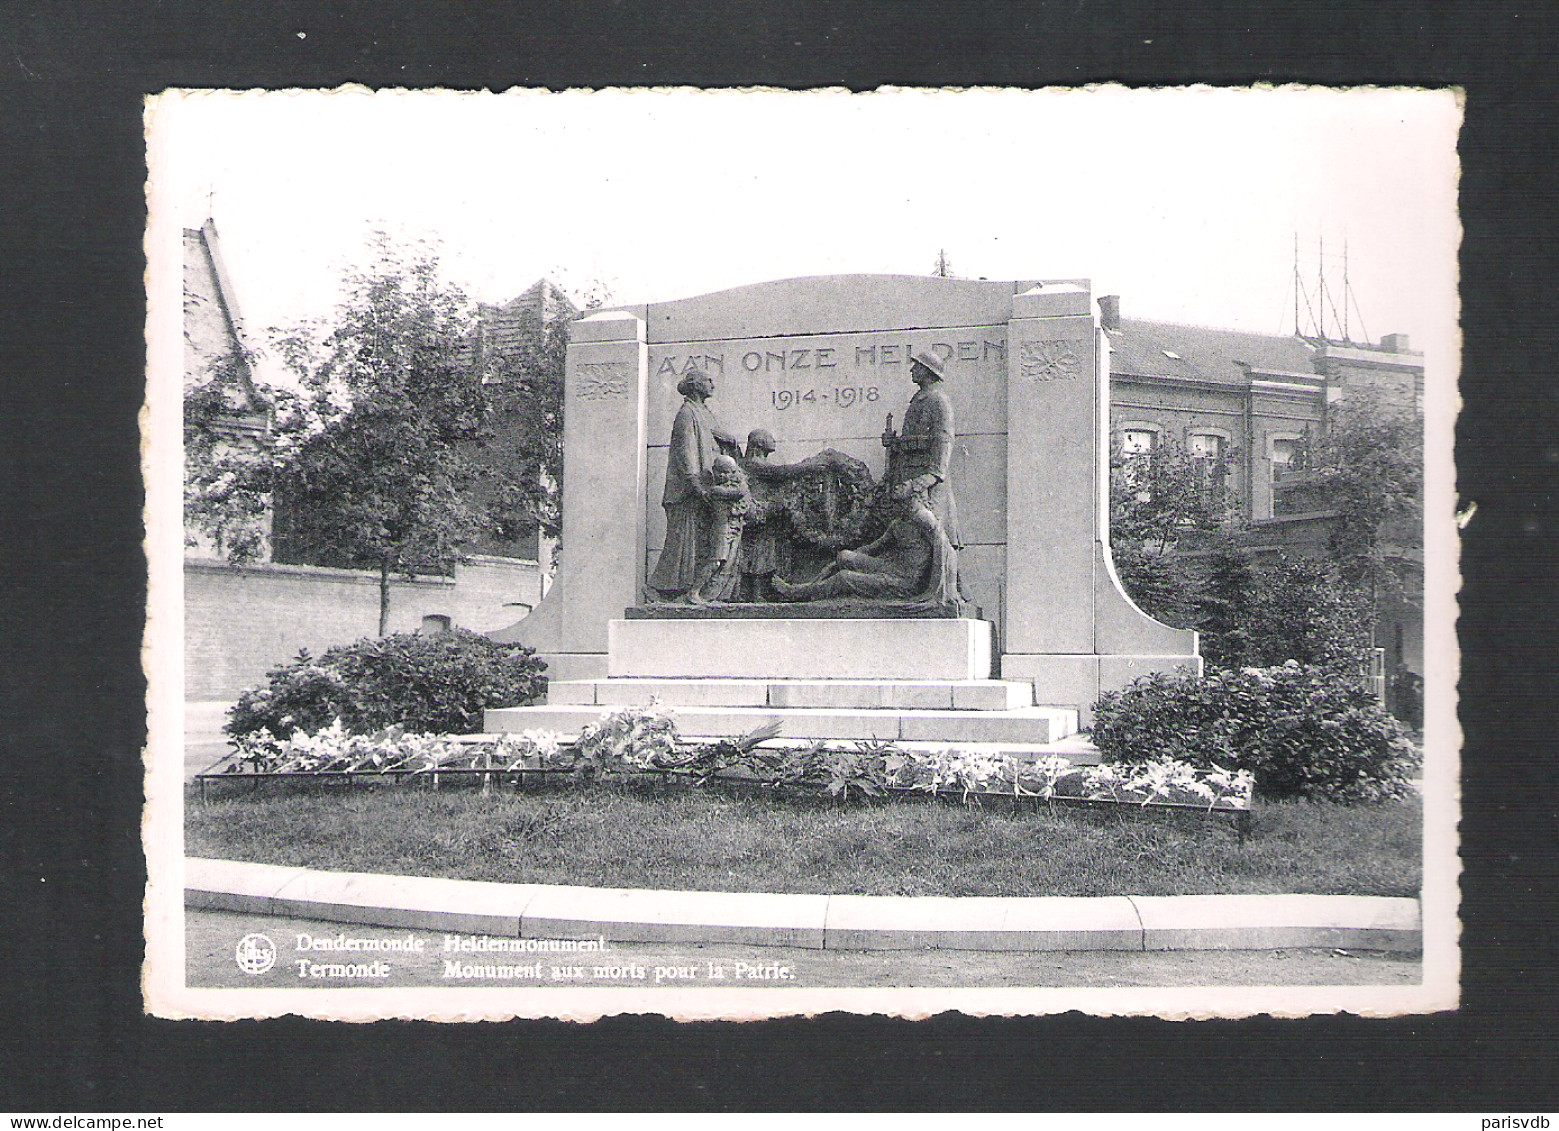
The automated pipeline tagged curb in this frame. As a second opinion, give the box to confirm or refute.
[185,857,1422,954]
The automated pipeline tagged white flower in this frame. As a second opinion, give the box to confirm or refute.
[1203,766,1256,807]
[520,728,563,760]
[1179,777,1217,803]
[1083,763,1124,790]
[1027,754,1076,798]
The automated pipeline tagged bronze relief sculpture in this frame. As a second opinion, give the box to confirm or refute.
[646,352,965,615]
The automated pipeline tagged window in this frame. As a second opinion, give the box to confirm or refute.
[1121,429,1157,455]
[1271,438,1299,479]
[1188,433,1224,460]
[1188,432,1232,509]
[1118,428,1159,503]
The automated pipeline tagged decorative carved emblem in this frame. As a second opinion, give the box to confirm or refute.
[575,361,629,400]
[1019,339,1083,383]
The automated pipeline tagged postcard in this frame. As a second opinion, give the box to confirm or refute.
[143,86,1462,1021]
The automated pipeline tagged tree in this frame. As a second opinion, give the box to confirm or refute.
[1250,554,1375,670]
[187,233,540,634]
[1258,393,1423,696]
[1108,434,1237,627]
[1111,434,1236,554]
[277,235,530,633]
[1194,545,1261,668]
[1304,396,1424,595]
[1174,543,1374,673]
[1102,401,1419,683]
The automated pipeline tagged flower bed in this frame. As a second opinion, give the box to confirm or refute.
[199,708,1255,836]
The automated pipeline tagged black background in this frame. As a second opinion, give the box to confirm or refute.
[2,0,1555,1112]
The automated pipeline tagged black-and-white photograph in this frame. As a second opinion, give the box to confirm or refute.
[142,86,1461,1021]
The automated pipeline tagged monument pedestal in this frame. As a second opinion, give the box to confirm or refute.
[484,616,1084,753]
[609,617,990,680]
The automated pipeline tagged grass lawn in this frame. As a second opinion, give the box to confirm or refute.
[185,780,1421,898]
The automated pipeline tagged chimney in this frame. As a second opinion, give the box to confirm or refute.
[1098,294,1121,332]
[1381,332,1410,353]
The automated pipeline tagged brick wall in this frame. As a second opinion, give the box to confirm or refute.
[441,554,546,633]
[184,555,544,699]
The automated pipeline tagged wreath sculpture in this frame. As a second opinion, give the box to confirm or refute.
[743,448,884,551]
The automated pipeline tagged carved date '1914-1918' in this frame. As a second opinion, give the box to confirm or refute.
[772,386,881,410]
[576,361,630,400]
[1019,339,1083,383]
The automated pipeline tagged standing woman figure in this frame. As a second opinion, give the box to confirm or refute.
[648,366,738,601]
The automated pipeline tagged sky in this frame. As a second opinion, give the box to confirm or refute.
[149,86,1462,379]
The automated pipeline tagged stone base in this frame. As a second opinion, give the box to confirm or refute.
[534,652,610,682]
[486,703,1079,746]
[1000,652,1202,724]
[608,617,992,680]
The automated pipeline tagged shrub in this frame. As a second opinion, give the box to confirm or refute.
[1247,555,1374,670]
[1193,547,1261,669]
[227,629,546,740]
[1090,662,1418,802]
[1111,545,1198,628]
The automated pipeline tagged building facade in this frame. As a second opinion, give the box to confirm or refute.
[182,219,273,559]
[459,279,577,564]
[1101,294,1425,713]
[1102,294,1423,523]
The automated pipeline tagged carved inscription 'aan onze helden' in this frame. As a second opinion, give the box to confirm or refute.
[650,336,1008,415]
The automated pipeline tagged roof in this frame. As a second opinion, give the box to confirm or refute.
[1108,318,1318,386]
[467,278,579,371]
[477,278,579,323]
[182,219,268,415]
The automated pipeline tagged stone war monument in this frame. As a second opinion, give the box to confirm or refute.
[488,275,1199,749]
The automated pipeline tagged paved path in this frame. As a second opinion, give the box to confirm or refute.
[188,857,1423,954]
[187,907,1421,990]
[185,701,234,782]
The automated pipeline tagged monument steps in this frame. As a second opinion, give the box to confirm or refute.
[545,677,1036,712]
[465,723,1099,766]
[485,701,1079,746]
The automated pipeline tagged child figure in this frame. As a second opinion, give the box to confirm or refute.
[736,428,785,601]
[686,453,751,604]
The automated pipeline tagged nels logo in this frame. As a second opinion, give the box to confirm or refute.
[235,933,277,975]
